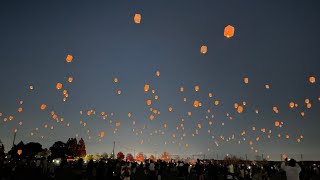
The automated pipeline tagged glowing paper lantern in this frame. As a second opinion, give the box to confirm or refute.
[17,149,22,155]
[56,83,62,90]
[29,85,34,90]
[68,77,73,83]
[134,14,141,24]
[147,99,152,106]
[156,71,160,77]
[194,85,199,92]
[265,84,270,89]
[289,102,295,108]
[243,77,249,84]
[66,55,73,63]
[100,131,105,137]
[214,100,219,106]
[282,154,287,160]
[128,113,132,118]
[307,103,312,109]
[224,25,235,38]
[40,104,47,110]
[114,77,118,83]
[208,92,213,98]
[193,100,199,108]
[115,122,121,127]
[117,90,121,95]
[144,84,150,92]
[18,107,23,113]
[180,87,184,92]
[200,45,207,54]
[301,112,305,117]
[237,106,243,113]
[275,121,280,127]
[168,107,173,112]
[309,76,316,83]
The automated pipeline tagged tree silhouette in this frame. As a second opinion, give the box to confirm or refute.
[50,141,67,158]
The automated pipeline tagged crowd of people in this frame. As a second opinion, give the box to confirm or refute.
[0,155,319,180]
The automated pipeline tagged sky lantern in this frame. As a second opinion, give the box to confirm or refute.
[301,112,305,117]
[282,154,287,160]
[155,95,159,100]
[149,114,154,120]
[193,100,199,108]
[66,54,73,63]
[18,107,23,113]
[56,83,63,90]
[200,45,207,54]
[289,102,295,108]
[214,100,219,106]
[237,106,243,113]
[265,84,270,89]
[224,25,235,38]
[208,92,213,98]
[29,85,34,90]
[164,123,167,128]
[128,113,132,118]
[275,121,280,127]
[115,122,121,126]
[186,144,189,148]
[198,124,202,129]
[117,90,121,95]
[307,103,312,109]
[144,84,150,92]
[114,77,118,83]
[180,86,184,92]
[63,90,67,95]
[273,106,279,113]
[168,107,173,112]
[156,70,160,77]
[40,104,46,110]
[147,99,152,106]
[100,131,105,137]
[134,13,141,24]
[19,100,23,105]
[305,99,309,104]
[68,77,73,83]
[17,149,22,155]
[194,85,199,92]
[243,77,249,84]
[309,76,316,83]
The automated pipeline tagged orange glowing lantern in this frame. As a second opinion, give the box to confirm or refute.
[309,76,316,83]
[144,84,150,92]
[200,45,207,54]
[156,71,160,77]
[68,77,73,83]
[56,83,62,90]
[282,154,287,160]
[243,77,249,84]
[66,55,73,63]
[237,106,243,113]
[17,149,22,155]
[147,99,152,106]
[193,100,199,108]
[275,121,280,127]
[289,102,294,108]
[40,104,47,110]
[195,85,199,92]
[224,25,235,38]
[134,14,141,24]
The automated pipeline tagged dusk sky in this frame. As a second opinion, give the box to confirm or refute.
[1,0,320,161]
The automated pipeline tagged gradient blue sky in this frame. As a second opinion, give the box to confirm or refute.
[1,0,320,160]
